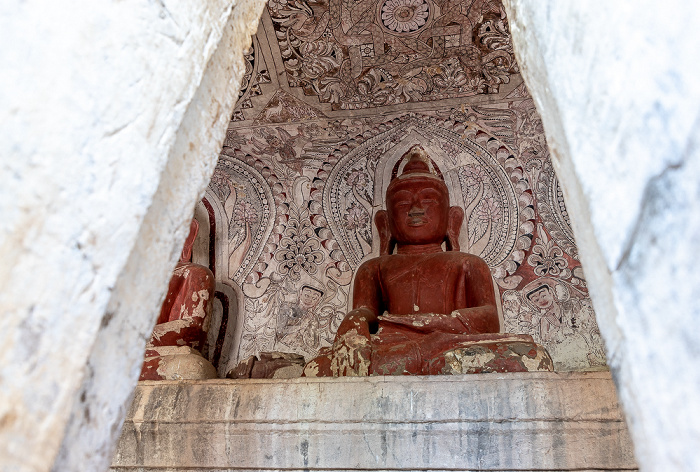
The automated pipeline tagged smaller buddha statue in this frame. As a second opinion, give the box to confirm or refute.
[139,219,218,380]
[304,145,553,377]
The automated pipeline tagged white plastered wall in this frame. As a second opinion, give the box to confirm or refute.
[503,1,700,470]
[0,1,265,471]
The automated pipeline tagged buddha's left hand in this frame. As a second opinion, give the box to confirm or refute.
[381,306,498,334]
[380,312,468,334]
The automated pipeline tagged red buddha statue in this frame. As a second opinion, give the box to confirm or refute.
[139,219,218,380]
[304,146,552,376]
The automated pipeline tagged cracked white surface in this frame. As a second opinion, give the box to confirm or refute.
[0,0,265,471]
[504,1,700,470]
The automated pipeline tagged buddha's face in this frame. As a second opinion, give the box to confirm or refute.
[387,177,450,245]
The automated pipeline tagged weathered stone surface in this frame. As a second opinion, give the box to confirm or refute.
[502,1,700,470]
[112,372,637,471]
[0,0,265,471]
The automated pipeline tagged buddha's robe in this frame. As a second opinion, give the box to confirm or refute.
[139,261,216,380]
[304,251,553,376]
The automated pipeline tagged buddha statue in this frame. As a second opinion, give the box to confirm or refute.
[304,146,552,376]
[139,219,218,380]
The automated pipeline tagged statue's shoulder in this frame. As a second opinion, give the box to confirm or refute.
[356,256,383,272]
[450,251,491,269]
[173,261,214,282]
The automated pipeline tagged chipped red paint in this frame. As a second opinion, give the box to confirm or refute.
[139,220,216,380]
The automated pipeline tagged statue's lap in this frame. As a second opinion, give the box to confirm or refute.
[304,320,553,377]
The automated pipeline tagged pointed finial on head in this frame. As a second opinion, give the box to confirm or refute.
[396,145,442,181]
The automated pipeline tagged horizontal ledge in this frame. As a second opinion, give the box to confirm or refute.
[114,371,634,471]
[137,371,613,387]
[111,468,639,472]
[125,418,627,426]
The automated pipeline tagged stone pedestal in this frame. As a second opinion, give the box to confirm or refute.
[111,372,637,471]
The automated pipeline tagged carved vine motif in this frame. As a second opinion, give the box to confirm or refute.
[534,159,578,258]
[211,154,276,285]
[267,0,518,110]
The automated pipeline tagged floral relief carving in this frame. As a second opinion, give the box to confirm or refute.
[534,158,578,258]
[232,201,259,227]
[211,156,276,285]
[343,203,370,231]
[380,0,430,33]
[231,39,271,122]
[527,224,569,277]
[267,0,519,110]
[275,204,324,280]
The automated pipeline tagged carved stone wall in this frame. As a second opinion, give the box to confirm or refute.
[210,1,606,373]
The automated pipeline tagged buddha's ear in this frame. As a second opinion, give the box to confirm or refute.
[446,206,464,252]
[375,210,395,256]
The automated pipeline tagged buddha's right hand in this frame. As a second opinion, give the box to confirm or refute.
[380,312,467,334]
[335,307,374,340]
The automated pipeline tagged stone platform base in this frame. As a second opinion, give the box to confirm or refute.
[111,372,637,471]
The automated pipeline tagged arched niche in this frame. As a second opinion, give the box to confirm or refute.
[210,112,604,371]
[189,193,246,376]
[323,114,534,291]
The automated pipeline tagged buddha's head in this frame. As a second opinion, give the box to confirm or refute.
[376,146,464,254]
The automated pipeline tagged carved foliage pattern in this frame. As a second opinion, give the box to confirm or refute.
[267,0,518,110]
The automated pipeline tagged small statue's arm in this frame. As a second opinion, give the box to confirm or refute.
[147,287,212,348]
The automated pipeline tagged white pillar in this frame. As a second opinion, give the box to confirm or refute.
[503,1,700,470]
[0,1,265,471]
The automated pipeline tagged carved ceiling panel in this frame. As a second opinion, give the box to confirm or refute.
[268,0,518,110]
[230,0,523,122]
